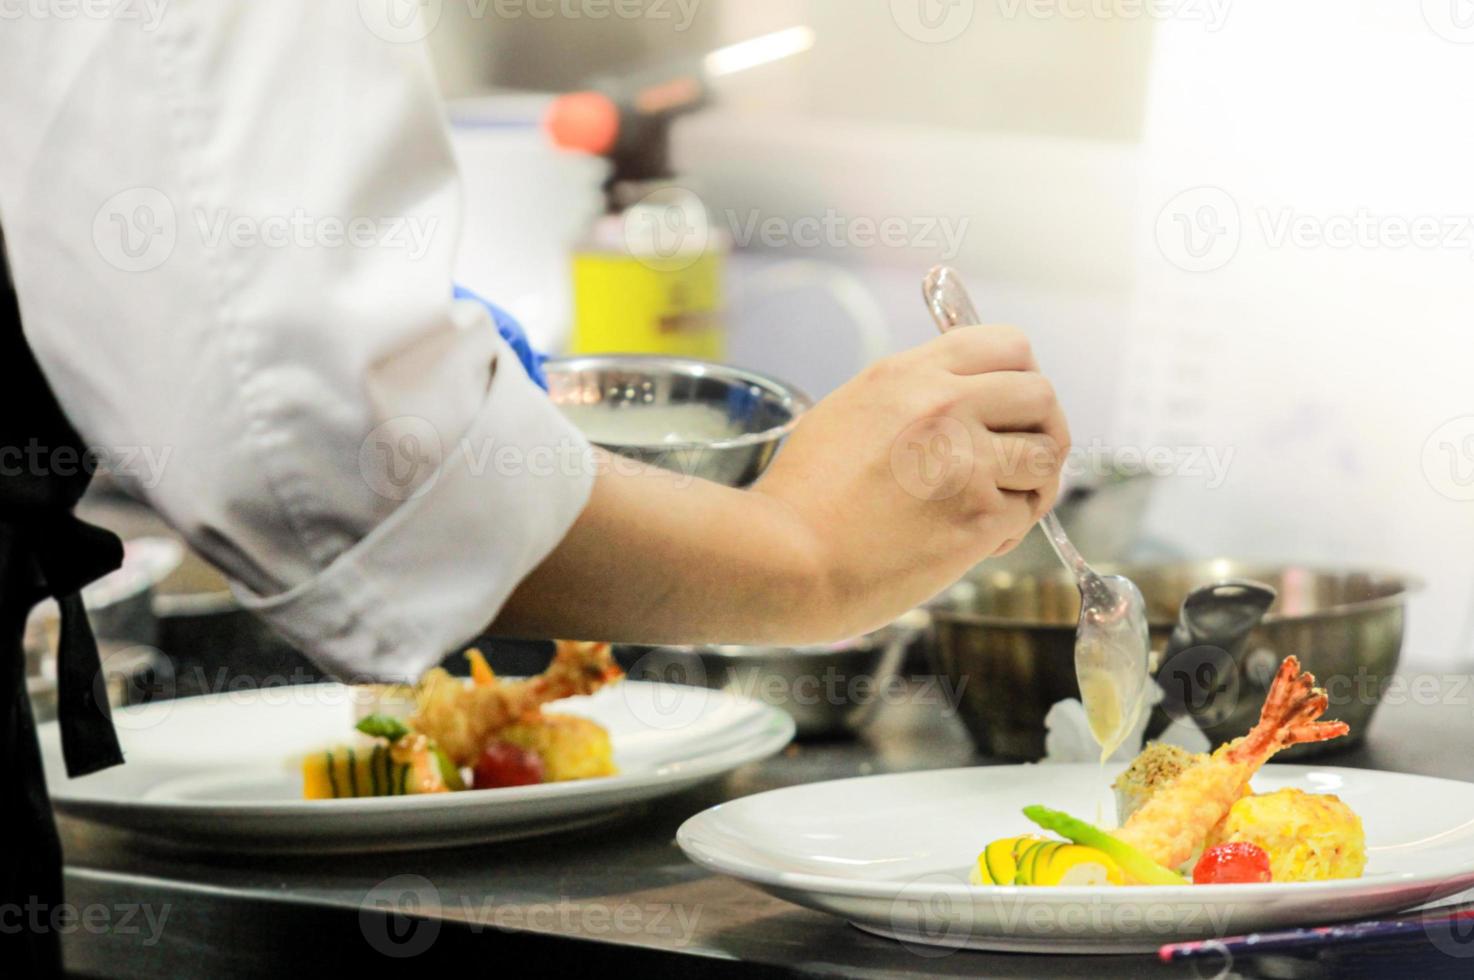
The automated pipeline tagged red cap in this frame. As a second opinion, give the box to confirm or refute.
[546,91,620,156]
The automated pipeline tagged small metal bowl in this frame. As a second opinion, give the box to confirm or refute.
[545,355,811,487]
[930,561,1416,761]
[616,610,930,739]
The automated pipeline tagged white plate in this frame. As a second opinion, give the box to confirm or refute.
[42,681,793,853]
[677,764,1474,954]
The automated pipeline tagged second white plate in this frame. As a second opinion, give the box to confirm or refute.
[43,680,794,853]
[677,763,1474,953]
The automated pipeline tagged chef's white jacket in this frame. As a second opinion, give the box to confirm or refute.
[0,2,595,680]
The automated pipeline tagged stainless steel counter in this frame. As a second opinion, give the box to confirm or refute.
[57,673,1474,979]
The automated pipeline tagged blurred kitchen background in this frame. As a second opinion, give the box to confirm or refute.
[425,0,1474,669]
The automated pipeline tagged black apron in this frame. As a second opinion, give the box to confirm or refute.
[1,233,126,976]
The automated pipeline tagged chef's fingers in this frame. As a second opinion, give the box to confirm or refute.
[929,324,1040,375]
[988,433,1064,492]
[983,489,1042,556]
[967,371,1069,447]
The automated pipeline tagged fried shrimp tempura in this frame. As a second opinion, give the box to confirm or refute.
[1112,743,1206,826]
[1114,656,1348,871]
[411,640,622,767]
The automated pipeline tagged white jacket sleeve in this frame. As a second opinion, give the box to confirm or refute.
[0,2,594,681]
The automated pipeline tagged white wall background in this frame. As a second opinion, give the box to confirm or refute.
[432,0,1474,665]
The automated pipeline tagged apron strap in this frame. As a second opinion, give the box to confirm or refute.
[1,227,126,976]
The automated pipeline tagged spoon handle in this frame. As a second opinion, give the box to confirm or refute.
[921,265,1091,585]
[1039,511,1090,579]
[922,265,982,330]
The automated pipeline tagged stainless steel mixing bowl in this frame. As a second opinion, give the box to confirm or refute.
[545,356,811,487]
[930,561,1415,760]
[616,610,930,738]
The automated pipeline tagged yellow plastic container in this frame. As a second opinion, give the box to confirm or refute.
[570,247,724,359]
[569,196,727,358]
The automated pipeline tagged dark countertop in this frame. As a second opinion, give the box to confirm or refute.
[57,671,1474,979]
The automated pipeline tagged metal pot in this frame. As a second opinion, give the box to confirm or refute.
[617,610,930,739]
[930,560,1415,761]
[545,356,811,488]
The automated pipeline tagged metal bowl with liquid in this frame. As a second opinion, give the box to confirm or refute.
[930,560,1416,760]
[545,356,811,488]
[617,610,930,739]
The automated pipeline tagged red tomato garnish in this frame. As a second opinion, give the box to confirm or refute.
[472,743,545,789]
[1194,842,1272,884]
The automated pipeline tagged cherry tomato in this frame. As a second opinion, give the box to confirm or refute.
[1193,842,1272,884]
[472,743,545,789]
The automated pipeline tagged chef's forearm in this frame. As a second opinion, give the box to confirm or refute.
[491,452,835,646]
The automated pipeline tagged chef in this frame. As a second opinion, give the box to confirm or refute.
[0,3,1069,974]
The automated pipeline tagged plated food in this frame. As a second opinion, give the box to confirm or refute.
[970,655,1366,888]
[303,641,623,799]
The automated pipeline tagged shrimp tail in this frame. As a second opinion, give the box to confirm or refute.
[1233,655,1347,761]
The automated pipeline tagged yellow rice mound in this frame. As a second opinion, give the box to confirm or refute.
[495,713,617,782]
[1205,788,1366,882]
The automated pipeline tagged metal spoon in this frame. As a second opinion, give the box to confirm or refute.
[921,265,1151,759]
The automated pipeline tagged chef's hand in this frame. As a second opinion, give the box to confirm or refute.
[494,325,1067,646]
[752,324,1069,638]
